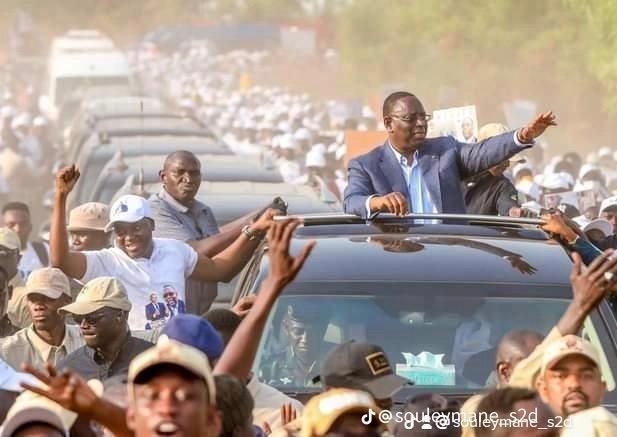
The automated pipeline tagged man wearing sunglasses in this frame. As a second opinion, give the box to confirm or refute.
[57,276,152,380]
[343,91,557,218]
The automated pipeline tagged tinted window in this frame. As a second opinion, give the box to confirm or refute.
[253,294,616,394]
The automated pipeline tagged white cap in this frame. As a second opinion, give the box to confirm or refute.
[579,163,599,180]
[279,134,297,150]
[294,127,312,141]
[541,172,573,191]
[583,218,613,237]
[311,143,327,154]
[512,162,533,179]
[600,196,617,214]
[106,195,153,232]
[0,106,16,119]
[33,116,47,127]
[10,113,31,130]
[306,149,326,168]
[598,147,613,159]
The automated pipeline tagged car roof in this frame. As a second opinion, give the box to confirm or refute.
[140,181,339,223]
[265,218,573,292]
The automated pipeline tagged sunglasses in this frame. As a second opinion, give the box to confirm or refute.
[74,310,117,326]
[163,292,175,298]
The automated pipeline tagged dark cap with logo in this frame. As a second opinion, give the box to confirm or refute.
[313,340,411,400]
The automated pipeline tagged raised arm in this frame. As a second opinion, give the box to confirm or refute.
[50,166,87,279]
[214,219,315,380]
[190,208,277,282]
[457,112,556,179]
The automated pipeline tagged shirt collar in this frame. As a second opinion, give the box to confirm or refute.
[26,325,68,362]
[159,188,190,213]
[388,142,418,167]
[159,188,209,216]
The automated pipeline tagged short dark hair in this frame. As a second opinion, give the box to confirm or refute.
[2,202,30,216]
[382,91,416,118]
[475,387,539,437]
[214,374,254,437]
[204,308,241,347]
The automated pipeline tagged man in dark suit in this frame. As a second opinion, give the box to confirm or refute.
[145,293,167,330]
[163,285,186,318]
[344,91,557,218]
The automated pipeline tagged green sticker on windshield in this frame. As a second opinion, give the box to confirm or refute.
[396,352,455,386]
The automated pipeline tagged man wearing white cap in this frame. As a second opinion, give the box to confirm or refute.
[0,268,83,371]
[50,165,276,331]
[278,135,303,184]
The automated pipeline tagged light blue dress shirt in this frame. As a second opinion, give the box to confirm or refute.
[388,143,438,213]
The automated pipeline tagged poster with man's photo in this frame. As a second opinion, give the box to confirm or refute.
[542,189,597,213]
[429,105,478,143]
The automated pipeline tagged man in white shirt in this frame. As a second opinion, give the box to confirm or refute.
[2,202,48,280]
[50,165,275,331]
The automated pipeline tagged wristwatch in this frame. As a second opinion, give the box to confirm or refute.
[242,225,264,241]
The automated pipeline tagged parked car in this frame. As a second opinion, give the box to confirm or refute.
[230,214,617,407]
[88,153,283,205]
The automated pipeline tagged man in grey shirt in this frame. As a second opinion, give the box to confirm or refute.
[149,150,265,314]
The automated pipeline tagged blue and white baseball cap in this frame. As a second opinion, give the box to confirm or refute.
[105,195,153,232]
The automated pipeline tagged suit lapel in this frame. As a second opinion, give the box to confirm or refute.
[379,142,410,201]
[417,148,443,212]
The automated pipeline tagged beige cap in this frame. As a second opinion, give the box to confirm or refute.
[541,335,601,375]
[67,202,110,232]
[0,379,103,437]
[0,227,20,250]
[478,123,510,142]
[129,336,215,405]
[26,268,70,299]
[301,388,383,437]
[59,277,131,315]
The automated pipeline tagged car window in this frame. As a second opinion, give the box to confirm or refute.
[252,294,616,394]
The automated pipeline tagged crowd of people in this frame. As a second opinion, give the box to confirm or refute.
[1,43,617,436]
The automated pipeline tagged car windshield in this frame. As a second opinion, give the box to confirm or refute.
[253,293,616,395]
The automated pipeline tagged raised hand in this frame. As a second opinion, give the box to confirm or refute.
[266,219,315,290]
[570,250,617,311]
[55,165,81,196]
[280,402,298,425]
[251,208,278,235]
[518,111,557,143]
[20,363,99,416]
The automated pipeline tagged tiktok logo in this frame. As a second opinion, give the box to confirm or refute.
[361,409,375,425]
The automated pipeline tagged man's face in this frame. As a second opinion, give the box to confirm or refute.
[538,355,606,417]
[150,294,157,304]
[3,209,32,248]
[601,207,617,234]
[164,290,177,306]
[161,157,202,206]
[73,308,123,349]
[462,119,474,140]
[114,219,154,259]
[0,246,20,280]
[283,312,321,365]
[384,96,428,150]
[128,369,221,437]
[27,293,67,332]
[69,230,109,251]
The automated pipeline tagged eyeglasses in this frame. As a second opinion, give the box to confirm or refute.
[74,310,115,326]
[390,113,432,124]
